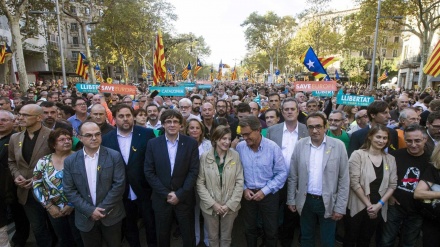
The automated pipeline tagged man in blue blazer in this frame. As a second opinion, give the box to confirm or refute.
[102,104,157,247]
[63,121,125,247]
[348,101,399,157]
[144,109,199,247]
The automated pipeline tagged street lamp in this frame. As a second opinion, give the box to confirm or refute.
[369,0,403,90]
[29,0,67,88]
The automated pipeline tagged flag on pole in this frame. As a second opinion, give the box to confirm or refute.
[300,47,329,78]
[94,65,103,83]
[231,66,237,80]
[182,62,191,80]
[167,67,173,81]
[153,29,166,86]
[194,58,202,76]
[209,66,214,81]
[378,70,388,82]
[75,52,89,80]
[217,60,223,80]
[423,40,440,77]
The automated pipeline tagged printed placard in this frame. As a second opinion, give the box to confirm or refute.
[293,81,337,92]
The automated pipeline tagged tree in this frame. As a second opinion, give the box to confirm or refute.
[241,11,296,83]
[0,0,54,91]
[356,0,440,89]
[341,56,369,84]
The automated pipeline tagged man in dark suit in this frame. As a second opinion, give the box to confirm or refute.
[102,104,157,247]
[63,121,126,247]
[348,101,399,157]
[144,109,199,247]
[266,98,309,247]
[40,101,73,132]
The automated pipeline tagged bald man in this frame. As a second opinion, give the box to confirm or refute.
[8,104,53,246]
[90,104,115,135]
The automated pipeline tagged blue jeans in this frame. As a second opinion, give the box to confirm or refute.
[381,204,422,247]
[300,195,336,247]
[23,192,52,247]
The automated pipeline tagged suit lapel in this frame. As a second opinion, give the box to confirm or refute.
[96,147,108,190]
[160,136,172,177]
[172,137,185,177]
[76,150,92,198]
[322,139,333,170]
[127,129,141,166]
[30,128,48,166]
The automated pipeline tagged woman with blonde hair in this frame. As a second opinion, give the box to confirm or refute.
[197,126,243,247]
[344,125,397,247]
[414,144,440,246]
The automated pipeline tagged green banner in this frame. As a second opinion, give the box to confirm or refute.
[197,84,212,89]
[312,91,333,97]
[336,89,374,106]
[149,86,186,96]
[76,84,99,93]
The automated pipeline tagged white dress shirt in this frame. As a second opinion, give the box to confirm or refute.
[166,134,179,176]
[146,120,162,130]
[84,147,100,205]
[117,128,137,200]
[307,136,327,196]
[281,123,299,171]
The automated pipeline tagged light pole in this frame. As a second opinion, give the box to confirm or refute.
[369,0,403,90]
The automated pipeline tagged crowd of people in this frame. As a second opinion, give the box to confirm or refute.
[0,80,440,247]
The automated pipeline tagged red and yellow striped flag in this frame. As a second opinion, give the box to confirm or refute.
[181,62,191,80]
[75,52,88,80]
[423,40,440,77]
[0,45,6,64]
[153,29,166,86]
[313,57,339,79]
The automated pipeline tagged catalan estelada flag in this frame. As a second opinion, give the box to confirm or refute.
[300,47,328,79]
[423,40,440,77]
[378,70,388,82]
[313,57,339,79]
[194,58,202,76]
[94,65,103,83]
[75,53,88,80]
[182,62,191,80]
[153,29,166,86]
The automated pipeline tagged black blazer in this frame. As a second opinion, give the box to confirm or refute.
[102,125,156,201]
[348,126,399,157]
[144,134,199,204]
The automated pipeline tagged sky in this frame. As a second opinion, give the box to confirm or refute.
[167,0,356,68]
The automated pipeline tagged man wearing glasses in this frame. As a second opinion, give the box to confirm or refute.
[326,110,350,151]
[381,124,429,247]
[347,109,369,135]
[8,104,53,246]
[236,115,287,247]
[287,112,349,247]
[63,121,126,247]
[68,97,89,136]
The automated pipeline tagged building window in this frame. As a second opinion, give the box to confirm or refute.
[394,36,399,43]
[71,23,78,32]
[85,7,90,15]
[72,37,79,45]
[381,49,387,57]
[393,49,398,57]
[382,37,387,45]
[72,51,79,60]
[70,6,76,13]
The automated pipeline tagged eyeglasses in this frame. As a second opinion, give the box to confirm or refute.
[75,103,87,107]
[17,113,38,118]
[164,119,180,125]
[307,125,323,131]
[328,119,342,123]
[57,137,72,143]
[80,132,102,139]
[0,118,11,122]
[240,130,257,138]
[404,139,424,145]
[430,125,440,130]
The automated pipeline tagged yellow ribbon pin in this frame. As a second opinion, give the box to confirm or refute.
[97,165,101,171]
[18,142,22,147]
[132,146,137,152]
[385,164,389,170]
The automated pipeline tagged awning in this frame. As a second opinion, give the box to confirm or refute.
[429,75,440,82]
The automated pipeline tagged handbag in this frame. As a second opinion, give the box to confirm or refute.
[416,180,440,222]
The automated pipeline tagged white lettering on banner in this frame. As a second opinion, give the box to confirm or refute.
[341,95,371,103]
[296,84,311,90]
[101,86,114,91]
